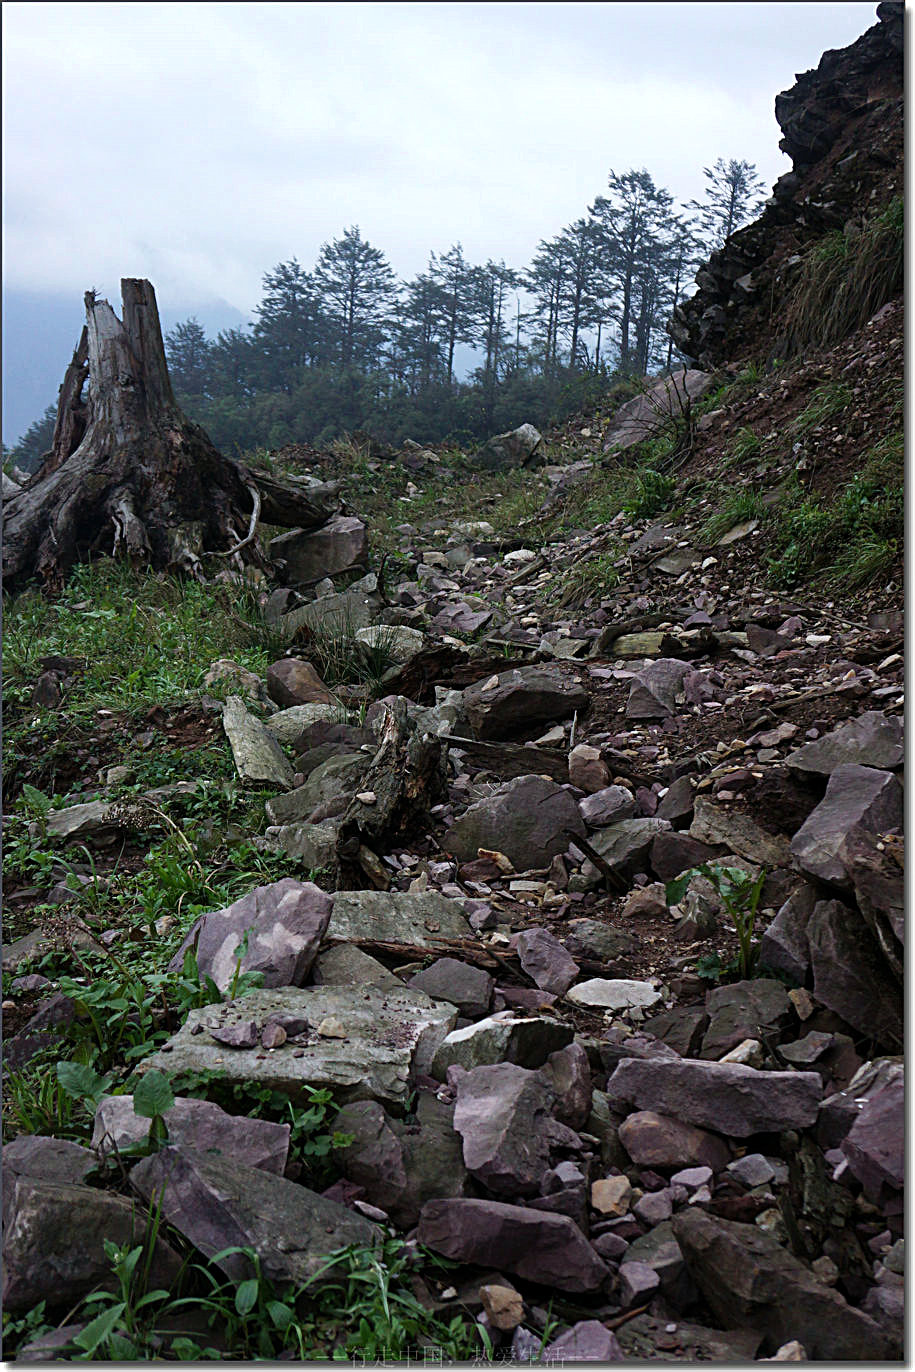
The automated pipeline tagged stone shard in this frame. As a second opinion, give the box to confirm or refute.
[444,774,586,872]
[167,878,333,993]
[462,666,588,741]
[131,1146,377,1288]
[806,898,902,1046]
[265,753,368,826]
[840,1071,903,1204]
[578,784,637,828]
[626,658,692,720]
[326,889,473,950]
[407,957,494,1017]
[3,1176,181,1315]
[543,1320,624,1362]
[222,694,296,789]
[758,884,818,983]
[431,1014,573,1078]
[417,1198,609,1293]
[700,978,791,1060]
[672,1209,899,1360]
[585,818,672,876]
[92,1095,290,1173]
[689,798,791,868]
[266,657,336,708]
[137,985,457,1109]
[514,927,580,996]
[785,711,903,775]
[567,978,662,1012]
[789,765,903,888]
[606,1058,821,1137]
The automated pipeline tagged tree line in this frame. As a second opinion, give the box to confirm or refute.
[8,159,764,467]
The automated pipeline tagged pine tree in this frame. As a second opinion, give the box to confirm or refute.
[429,244,478,387]
[253,259,322,392]
[687,158,767,252]
[590,169,674,373]
[164,318,211,396]
[314,226,397,372]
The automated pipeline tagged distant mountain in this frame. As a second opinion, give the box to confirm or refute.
[2,288,248,448]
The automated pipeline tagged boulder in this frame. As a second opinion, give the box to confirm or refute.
[266,658,336,707]
[277,588,378,640]
[602,371,714,453]
[310,942,401,990]
[700,979,791,1060]
[584,818,671,876]
[430,1014,573,1078]
[265,753,368,825]
[806,899,902,1045]
[514,927,580,996]
[758,884,818,983]
[578,785,636,828]
[355,624,426,662]
[790,765,902,888]
[259,820,339,871]
[137,985,457,1110]
[474,423,543,469]
[1,1136,96,1228]
[92,1095,290,1173]
[785,711,903,776]
[407,957,494,1018]
[167,878,332,993]
[269,515,367,584]
[3,1176,181,1314]
[453,1062,580,1197]
[222,695,296,789]
[617,1111,730,1172]
[444,774,585,872]
[840,1071,903,1204]
[626,658,692,720]
[672,1210,899,1360]
[263,702,342,744]
[326,889,473,950]
[131,1146,377,1288]
[418,1198,609,1293]
[463,667,588,740]
[606,1058,821,1137]
[333,1093,468,1226]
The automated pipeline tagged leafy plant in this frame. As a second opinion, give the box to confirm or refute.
[666,863,766,980]
[622,468,676,519]
[131,1069,176,1150]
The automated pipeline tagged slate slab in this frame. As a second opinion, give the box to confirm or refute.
[785,711,903,776]
[222,695,295,789]
[137,986,457,1109]
[326,889,473,950]
[444,774,586,872]
[92,1095,290,1173]
[463,667,588,740]
[606,1058,821,1136]
[790,765,903,888]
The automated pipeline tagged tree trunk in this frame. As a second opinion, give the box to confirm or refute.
[2,279,339,592]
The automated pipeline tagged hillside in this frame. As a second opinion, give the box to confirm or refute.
[0,6,903,1365]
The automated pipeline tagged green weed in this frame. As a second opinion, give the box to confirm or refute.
[667,863,766,981]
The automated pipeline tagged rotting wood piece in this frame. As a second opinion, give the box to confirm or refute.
[1,279,339,592]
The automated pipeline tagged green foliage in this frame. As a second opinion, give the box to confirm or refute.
[700,488,766,545]
[666,863,765,980]
[622,468,677,518]
[546,550,621,610]
[132,1069,176,1150]
[5,1062,80,1139]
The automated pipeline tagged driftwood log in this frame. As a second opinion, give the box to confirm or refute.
[2,279,341,591]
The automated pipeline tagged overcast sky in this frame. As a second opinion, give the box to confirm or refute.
[3,1,879,319]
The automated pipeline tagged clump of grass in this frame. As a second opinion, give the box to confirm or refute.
[792,380,854,436]
[781,196,903,355]
[545,550,621,610]
[701,489,767,545]
[622,468,677,519]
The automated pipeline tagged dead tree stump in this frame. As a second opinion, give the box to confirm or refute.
[2,279,340,592]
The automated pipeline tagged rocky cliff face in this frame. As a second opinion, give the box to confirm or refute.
[670,1,903,368]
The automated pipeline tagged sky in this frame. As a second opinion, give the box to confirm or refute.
[3,1,880,321]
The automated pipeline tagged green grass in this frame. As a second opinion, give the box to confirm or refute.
[543,549,622,610]
[792,380,854,436]
[700,489,768,545]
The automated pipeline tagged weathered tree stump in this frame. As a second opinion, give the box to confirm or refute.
[2,279,340,592]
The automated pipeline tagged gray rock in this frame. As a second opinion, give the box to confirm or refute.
[310,942,401,989]
[633,1188,673,1225]
[2,1136,96,1228]
[3,1176,181,1314]
[431,1014,573,1078]
[758,884,818,983]
[700,979,791,1060]
[817,1057,903,1149]
[131,1146,377,1287]
[514,927,580,996]
[277,589,378,641]
[642,1006,709,1058]
[656,775,696,824]
[790,765,903,888]
[260,820,339,870]
[840,1071,903,1204]
[567,978,662,1012]
[333,1094,468,1227]
[578,785,636,827]
[167,878,332,993]
[265,753,368,825]
[269,516,367,584]
[445,774,585,872]
[44,782,201,843]
[619,1260,661,1304]
[263,702,342,744]
[690,798,791,868]
[222,695,296,789]
[672,1209,899,1360]
[355,624,425,662]
[3,992,78,1072]
[626,658,692,721]
[543,1320,623,1362]
[807,899,902,1044]
[408,957,494,1017]
[785,711,903,776]
[726,1153,776,1188]
[617,1111,730,1172]
[562,918,636,963]
[585,818,671,876]
[539,1042,592,1130]
[418,1198,609,1293]
[606,1059,821,1137]
[649,831,719,882]
[138,985,457,1109]
[326,889,473,950]
[266,658,336,708]
[602,371,713,454]
[621,1220,694,1306]
[475,422,543,469]
[453,1062,579,1197]
[92,1095,290,1173]
[463,667,588,740]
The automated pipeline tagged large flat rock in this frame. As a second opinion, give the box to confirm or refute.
[605,1057,821,1137]
[137,986,457,1110]
[326,889,473,950]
